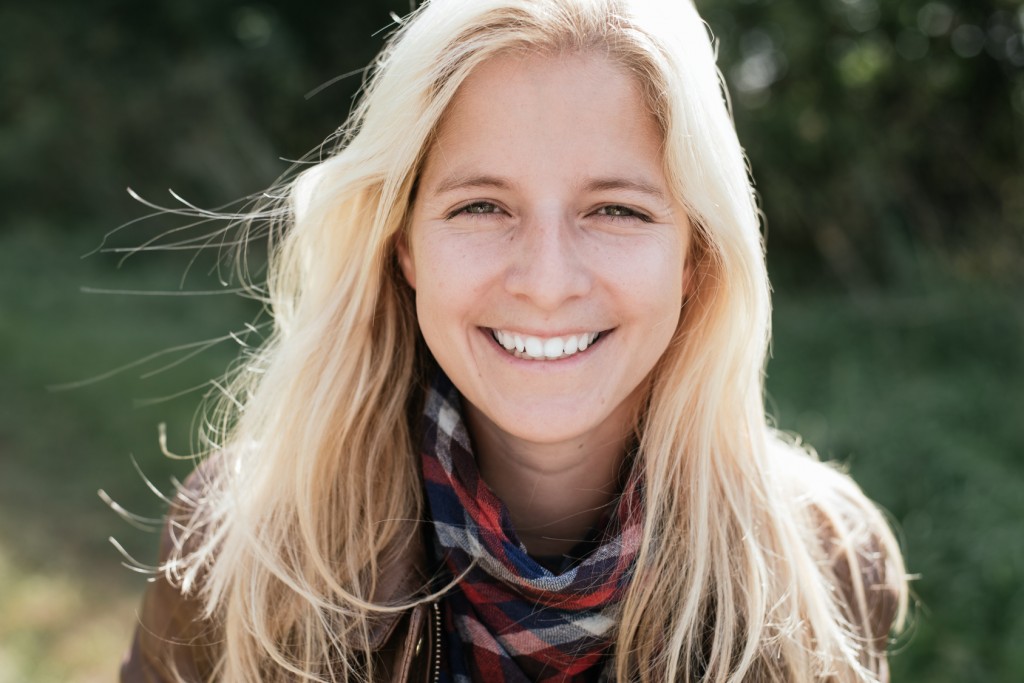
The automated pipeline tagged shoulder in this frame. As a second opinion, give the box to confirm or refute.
[120,456,427,682]
[120,462,221,683]
[767,437,908,655]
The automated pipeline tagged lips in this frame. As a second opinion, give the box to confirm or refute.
[489,329,602,360]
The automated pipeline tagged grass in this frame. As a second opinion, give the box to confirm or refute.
[766,267,1024,682]
[1,225,1021,681]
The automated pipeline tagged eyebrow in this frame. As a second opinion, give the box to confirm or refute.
[585,177,667,202]
[432,174,515,196]
[430,173,667,201]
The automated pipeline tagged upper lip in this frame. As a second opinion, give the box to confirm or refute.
[484,327,608,338]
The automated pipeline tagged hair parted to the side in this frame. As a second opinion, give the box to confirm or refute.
[161,1,908,681]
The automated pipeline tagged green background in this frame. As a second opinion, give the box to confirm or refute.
[1,0,1022,681]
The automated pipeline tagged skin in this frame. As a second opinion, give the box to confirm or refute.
[400,51,691,556]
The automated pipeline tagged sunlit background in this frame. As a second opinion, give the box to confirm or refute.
[1,0,1022,681]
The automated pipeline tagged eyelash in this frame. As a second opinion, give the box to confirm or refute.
[447,202,652,222]
[595,205,652,222]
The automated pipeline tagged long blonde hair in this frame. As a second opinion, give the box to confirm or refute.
[163,1,908,681]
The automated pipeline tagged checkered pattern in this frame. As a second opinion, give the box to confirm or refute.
[420,372,643,683]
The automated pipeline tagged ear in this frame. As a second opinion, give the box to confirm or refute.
[396,234,416,290]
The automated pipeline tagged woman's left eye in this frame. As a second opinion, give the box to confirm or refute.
[448,201,502,218]
[595,205,651,221]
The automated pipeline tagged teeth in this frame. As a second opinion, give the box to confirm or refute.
[543,338,562,359]
[499,331,515,351]
[525,336,543,358]
[490,330,600,361]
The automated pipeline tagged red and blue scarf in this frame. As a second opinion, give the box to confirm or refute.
[419,372,643,682]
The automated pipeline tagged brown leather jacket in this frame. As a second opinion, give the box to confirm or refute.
[120,491,897,683]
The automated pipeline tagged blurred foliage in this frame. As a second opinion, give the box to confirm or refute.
[2,0,1022,285]
[0,226,255,681]
[1,1,1023,681]
[0,0,408,225]
[767,276,1024,681]
[698,0,1024,287]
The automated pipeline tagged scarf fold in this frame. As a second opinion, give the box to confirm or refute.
[419,372,643,683]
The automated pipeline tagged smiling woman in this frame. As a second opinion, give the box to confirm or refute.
[119,1,908,682]
[401,51,687,558]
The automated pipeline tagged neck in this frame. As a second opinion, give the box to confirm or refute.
[465,405,632,557]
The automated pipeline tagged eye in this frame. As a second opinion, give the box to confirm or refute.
[594,205,652,222]
[447,201,503,219]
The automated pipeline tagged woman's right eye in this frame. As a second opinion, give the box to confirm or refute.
[448,201,502,218]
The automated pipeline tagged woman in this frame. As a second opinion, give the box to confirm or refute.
[121,0,908,681]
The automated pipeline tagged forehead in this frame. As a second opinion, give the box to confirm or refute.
[420,50,665,190]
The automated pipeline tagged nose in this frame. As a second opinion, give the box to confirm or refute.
[503,213,592,310]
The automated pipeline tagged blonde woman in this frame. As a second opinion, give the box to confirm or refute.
[120,0,908,681]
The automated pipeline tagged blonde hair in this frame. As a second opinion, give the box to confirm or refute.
[163,1,908,681]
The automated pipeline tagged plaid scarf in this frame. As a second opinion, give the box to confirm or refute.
[419,373,643,683]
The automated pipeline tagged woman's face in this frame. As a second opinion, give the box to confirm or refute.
[401,51,690,451]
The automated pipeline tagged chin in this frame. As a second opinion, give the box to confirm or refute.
[485,401,625,447]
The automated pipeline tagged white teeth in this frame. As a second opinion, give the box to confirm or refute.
[525,336,544,358]
[490,330,601,360]
[543,337,563,358]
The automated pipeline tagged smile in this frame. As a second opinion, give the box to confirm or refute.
[489,329,602,360]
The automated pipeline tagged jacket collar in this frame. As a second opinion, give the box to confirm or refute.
[358,516,431,650]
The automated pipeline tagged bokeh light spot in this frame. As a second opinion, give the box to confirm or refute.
[234,6,273,49]
[951,25,986,59]
[918,2,955,38]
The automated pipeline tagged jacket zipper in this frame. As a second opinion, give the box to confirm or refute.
[430,600,442,683]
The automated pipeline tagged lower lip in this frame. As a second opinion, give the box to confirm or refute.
[482,328,607,363]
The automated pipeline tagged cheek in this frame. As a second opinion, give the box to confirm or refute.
[606,240,686,315]
[411,238,494,333]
